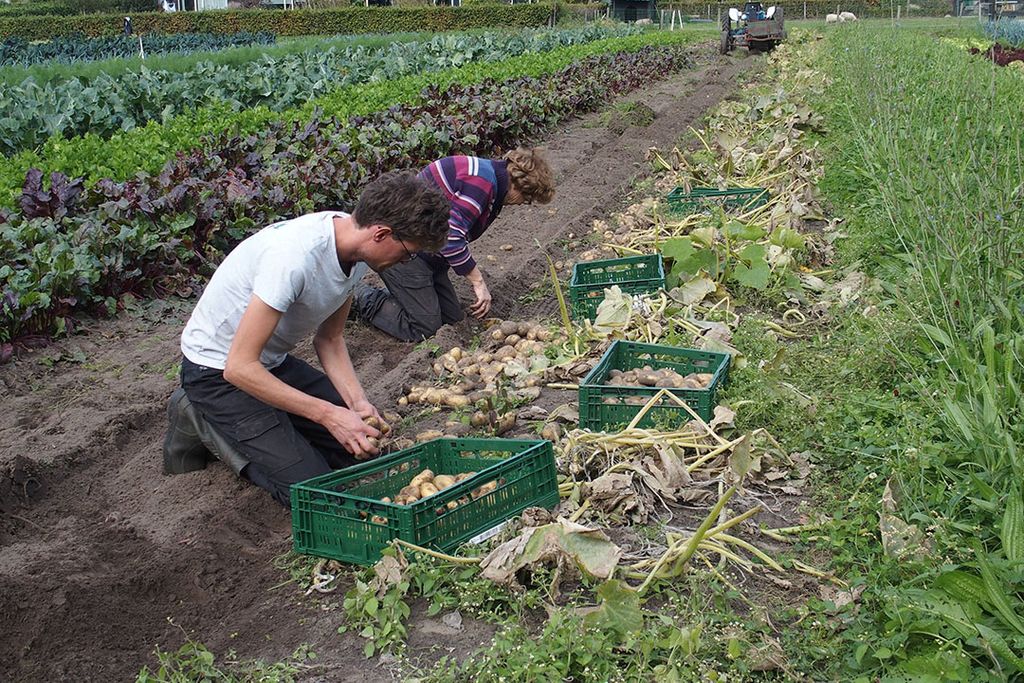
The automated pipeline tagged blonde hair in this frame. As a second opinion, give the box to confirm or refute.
[504,147,555,205]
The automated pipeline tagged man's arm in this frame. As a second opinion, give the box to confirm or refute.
[313,296,379,421]
[223,294,379,457]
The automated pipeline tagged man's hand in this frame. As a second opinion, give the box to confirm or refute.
[320,405,381,460]
[349,398,381,423]
[468,274,492,319]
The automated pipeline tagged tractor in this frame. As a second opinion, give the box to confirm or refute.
[720,2,786,54]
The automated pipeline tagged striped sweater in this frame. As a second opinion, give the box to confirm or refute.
[418,156,509,276]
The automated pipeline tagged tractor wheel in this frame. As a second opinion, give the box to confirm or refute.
[720,30,731,54]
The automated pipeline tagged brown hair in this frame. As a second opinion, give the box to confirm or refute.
[353,170,450,253]
[504,147,555,205]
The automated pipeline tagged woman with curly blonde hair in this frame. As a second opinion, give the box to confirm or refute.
[354,148,555,341]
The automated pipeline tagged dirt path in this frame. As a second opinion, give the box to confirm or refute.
[0,47,749,681]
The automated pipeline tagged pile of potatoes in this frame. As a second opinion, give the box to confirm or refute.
[398,320,552,412]
[605,366,713,389]
[366,468,500,523]
[386,468,496,505]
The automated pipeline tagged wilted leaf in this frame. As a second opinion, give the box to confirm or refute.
[669,276,716,306]
[878,480,931,561]
[586,472,646,522]
[592,285,632,336]
[727,434,755,483]
[580,580,643,638]
[709,405,736,431]
[369,548,408,598]
[479,520,622,591]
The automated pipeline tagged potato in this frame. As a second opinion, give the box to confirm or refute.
[535,328,551,342]
[366,436,380,451]
[494,345,517,361]
[505,334,521,346]
[541,422,562,442]
[499,321,519,336]
[456,471,477,482]
[434,474,456,490]
[371,515,387,524]
[364,416,391,435]
[470,411,490,427]
[410,469,434,486]
[517,322,533,337]
[446,500,459,510]
[494,411,517,436]
[477,352,493,364]
[694,372,714,386]
[450,347,463,362]
[491,327,507,342]
[381,496,392,504]
[416,430,444,442]
[399,484,421,500]
[419,482,440,498]
[472,480,497,499]
[433,362,444,376]
[398,396,408,407]
[462,363,480,376]
[391,437,415,451]
[445,394,471,409]
[523,374,543,387]
[516,386,541,401]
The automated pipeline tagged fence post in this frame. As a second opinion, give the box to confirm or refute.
[803,1,807,18]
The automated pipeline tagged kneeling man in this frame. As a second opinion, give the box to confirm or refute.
[163,171,450,506]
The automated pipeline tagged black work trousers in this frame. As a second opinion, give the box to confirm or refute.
[180,355,357,507]
[355,254,465,342]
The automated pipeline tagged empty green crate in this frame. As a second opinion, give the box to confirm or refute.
[665,187,770,214]
[569,255,665,321]
[290,438,558,565]
[578,340,731,431]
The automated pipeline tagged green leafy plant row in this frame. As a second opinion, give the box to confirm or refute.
[0,24,633,156]
[0,4,555,41]
[0,30,701,208]
[0,30,434,87]
[0,31,276,68]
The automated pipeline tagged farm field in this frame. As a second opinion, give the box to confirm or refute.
[1,12,1022,682]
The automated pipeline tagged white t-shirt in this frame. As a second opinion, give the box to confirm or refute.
[181,211,368,370]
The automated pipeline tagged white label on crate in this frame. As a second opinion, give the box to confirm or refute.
[467,519,510,545]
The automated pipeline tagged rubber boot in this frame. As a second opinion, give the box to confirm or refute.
[163,388,209,474]
[162,388,250,475]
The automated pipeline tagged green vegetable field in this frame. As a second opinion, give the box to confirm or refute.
[0,5,1020,682]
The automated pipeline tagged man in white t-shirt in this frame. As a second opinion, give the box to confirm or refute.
[162,171,450,507]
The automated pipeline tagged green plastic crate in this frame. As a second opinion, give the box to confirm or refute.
[665,187,769,214]
[568,254,665,321]
[290,438,558,565]
[578,340,731,431]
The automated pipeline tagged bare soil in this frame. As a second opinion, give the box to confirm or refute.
[0,47,753,682]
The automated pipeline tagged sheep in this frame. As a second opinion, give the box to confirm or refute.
[826,12,839,22]
[839,10,858,20]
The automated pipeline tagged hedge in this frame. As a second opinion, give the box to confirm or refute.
[658,0,953,18]
[0,4,556,39]
[0,0,154,17]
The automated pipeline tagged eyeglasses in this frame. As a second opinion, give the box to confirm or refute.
[397,238,418,262]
